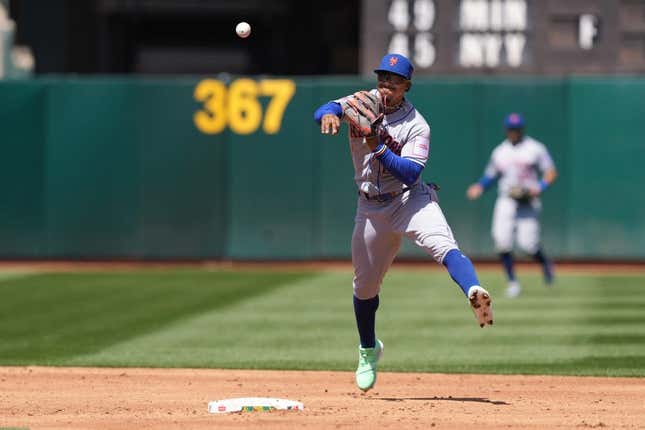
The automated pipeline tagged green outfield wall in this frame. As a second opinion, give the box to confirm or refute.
[0,76,643,260]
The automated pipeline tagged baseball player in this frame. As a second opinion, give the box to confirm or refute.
[466,113,558,298]
[313,53,493,392]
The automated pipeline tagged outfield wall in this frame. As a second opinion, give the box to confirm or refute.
[0,77,643,260]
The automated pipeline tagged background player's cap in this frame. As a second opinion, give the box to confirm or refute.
[504,113,525,129]
[374,54,414,80]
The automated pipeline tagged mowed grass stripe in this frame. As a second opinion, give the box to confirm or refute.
[365,271,645,375]
[65,272,357,368]
[1,267,644,376]
[0,270,38,281]
[0,269,315,364]
[60,269,645,376]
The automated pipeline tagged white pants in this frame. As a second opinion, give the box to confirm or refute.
[351,183,458,299]
[492,196,542,254]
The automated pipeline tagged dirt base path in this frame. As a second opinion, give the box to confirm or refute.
[1,367,644,430]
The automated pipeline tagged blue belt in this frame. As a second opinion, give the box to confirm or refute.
[360,186,412,202]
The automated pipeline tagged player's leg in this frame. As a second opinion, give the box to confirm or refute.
[500,252,517,283]
[516,203,554,285]
[352,208,401,391]
[352,212,401,346]
[442,248,480,296]
[532,248,554,285]
[397,185,493,327]
[442,248,494,327]
[492,197,521,297]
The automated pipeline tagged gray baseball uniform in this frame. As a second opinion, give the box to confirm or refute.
[336,90,458,299]
[316,53,492,395]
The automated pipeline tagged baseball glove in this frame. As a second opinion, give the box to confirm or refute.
[509,186,532,202]
[340,91,384,137]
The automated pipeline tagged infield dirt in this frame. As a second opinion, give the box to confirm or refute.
[1,367,644,429]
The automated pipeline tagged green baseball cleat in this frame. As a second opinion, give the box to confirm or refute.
[355,339,384,391]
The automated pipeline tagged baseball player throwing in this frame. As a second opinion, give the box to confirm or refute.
[467,113,558,298]
[313,53,493,392]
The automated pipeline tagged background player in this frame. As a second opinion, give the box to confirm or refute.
[313,53,493,392]
[466,113,558,298]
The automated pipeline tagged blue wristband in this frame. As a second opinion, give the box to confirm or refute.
[313,102,343,123]
[372,143,387,157]
[477,175,495,190]
[539,179,549,192]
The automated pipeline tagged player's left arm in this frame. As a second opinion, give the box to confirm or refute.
[541,167,558,187]
[365,125,429,186]
[532,145,558,196]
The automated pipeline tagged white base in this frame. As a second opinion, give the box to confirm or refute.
[208,397,304,413]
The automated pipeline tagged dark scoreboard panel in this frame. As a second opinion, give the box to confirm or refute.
[361,0,645,75]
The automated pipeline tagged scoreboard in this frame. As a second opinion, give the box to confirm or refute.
[361,0,645,75]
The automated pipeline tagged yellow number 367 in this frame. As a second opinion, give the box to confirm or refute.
[193,78,296,135]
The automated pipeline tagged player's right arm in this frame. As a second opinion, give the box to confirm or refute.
[313,101,343,135]
[314,89,382,136]
[467,154,499,200]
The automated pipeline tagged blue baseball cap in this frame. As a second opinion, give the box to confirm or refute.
[374,53,414,80]
[504,113,525,129]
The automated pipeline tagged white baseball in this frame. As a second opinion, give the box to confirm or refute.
[236,22,251,38]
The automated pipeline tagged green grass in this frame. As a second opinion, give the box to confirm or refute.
[0,269,313,362]
[1,267,645,376]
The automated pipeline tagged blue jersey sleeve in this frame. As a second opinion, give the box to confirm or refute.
[313,102,343,124]
[373,145,423,186]
[478,174,497,190]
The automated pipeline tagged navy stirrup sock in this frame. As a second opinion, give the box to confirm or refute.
[532,248,553,282]
[500,252,516,282]
[443,248,480,296]
[532,249,547,265]
[353,295,379,348]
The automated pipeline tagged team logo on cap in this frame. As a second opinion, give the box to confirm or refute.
[389,56,398,66]
[509,113,520,123]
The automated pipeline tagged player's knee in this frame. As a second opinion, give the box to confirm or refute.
[353,287,379,300]
[353,278,381,300]
[416,235,457,263]
[494,240,513,254]
[517,240,538,254]
[438,247,460,265]
[492,233,512,251]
